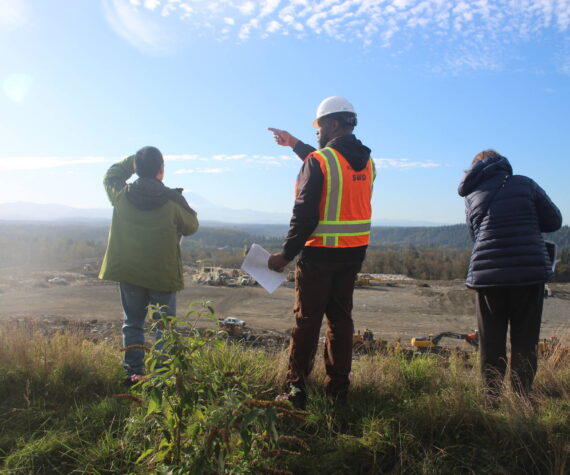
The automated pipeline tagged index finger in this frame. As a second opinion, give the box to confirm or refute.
[267,127,283,134]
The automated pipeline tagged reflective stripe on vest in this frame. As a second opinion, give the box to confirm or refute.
[307,147,373,248]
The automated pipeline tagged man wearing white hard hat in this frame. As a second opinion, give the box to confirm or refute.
[268,96,375,409]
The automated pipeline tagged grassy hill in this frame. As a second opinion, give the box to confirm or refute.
[1,307,569,474]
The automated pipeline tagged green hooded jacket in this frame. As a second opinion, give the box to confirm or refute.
[98,155,199,292]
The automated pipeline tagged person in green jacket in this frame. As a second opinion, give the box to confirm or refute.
[99,146,199,384]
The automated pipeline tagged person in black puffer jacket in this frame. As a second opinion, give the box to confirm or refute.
[458,149,562,402]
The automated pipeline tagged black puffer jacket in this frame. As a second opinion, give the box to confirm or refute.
[458,155,562,288]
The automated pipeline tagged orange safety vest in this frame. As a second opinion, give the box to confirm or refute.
[299,147,375,248]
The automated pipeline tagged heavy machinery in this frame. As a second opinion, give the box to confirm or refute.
[353,329,386,353]
[239,275,254,286]
[411,332,569,359]
[537,336,569,358]
[411,331,479,353]
[354,273,388,288]
[219,317,246,337]
[354,275,371,288]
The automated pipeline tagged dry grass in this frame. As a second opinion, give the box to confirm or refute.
[1,322,569,474]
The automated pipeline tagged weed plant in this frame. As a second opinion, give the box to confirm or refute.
[123,303,301,473]
[0,310,569,474]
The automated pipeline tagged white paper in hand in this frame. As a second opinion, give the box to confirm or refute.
[241,243,286,294]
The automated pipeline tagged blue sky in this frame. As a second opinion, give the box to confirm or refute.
[0,0,569,225]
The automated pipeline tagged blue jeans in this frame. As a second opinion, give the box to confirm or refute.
[119,282,177,376]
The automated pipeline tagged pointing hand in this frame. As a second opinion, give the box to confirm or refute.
[268,128,299,148]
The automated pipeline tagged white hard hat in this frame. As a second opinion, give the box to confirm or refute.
[313,96,356,127]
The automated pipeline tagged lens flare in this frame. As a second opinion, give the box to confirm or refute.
[3,74,33,103]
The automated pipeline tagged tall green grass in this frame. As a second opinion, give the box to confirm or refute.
[1,319,568,474]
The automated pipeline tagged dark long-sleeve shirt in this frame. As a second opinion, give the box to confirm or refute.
[282,135,373,263]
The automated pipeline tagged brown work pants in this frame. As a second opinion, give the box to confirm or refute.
[287,258,361,395]
[476,284,545,398]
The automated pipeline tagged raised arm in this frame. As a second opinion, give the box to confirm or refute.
[268,127,315,161]
[103,155,135,206]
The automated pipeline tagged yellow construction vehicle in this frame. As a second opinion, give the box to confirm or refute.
[353,329,385,353]
[411,331,479,353]
[354,275,370,288]
[537,336,569,358]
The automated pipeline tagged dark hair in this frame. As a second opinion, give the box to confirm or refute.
[134,146,164,178]
[321,111,358,128]
[472,149,504,165]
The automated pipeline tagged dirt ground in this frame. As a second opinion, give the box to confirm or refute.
[1,264,568,347]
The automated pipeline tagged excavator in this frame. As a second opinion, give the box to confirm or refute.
[412,331,567,358]
[411,331,479,353]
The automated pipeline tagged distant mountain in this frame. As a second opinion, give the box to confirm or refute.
[0,197,292,225]
[183,192,291,224]
[369,224,570,249]
[0,199,448,227]
[1,215,567,250]
[0,202,112,222]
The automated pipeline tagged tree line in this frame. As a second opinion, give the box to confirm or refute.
[1,222,568,281]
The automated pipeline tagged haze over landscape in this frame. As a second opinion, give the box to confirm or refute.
[1,0,569,225]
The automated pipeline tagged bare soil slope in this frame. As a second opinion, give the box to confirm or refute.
[1,266,568,346]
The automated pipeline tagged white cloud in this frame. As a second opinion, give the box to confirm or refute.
[306,11,327,32]
[165,152,438,170]
[179,3,192,18]
[102,0,172,53]
[393,0,412,9]
[211,154,247,160]
[260,0,281,17]
[238,17,259,39]
[438,46,501,74]
[266,19,281,32]
[373,157,443,169]
[161,2,177,16]
[238,1,256,15]
[279,154,296,161]
[99,0,570,71]
[0,152,442,174]
[175,167,228,174]
[144,0,160,11]
[0,0,29,29]
[169,152,296,169]
[164,154,208,161]
[0,157,108,171]
[0,152,297,173]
